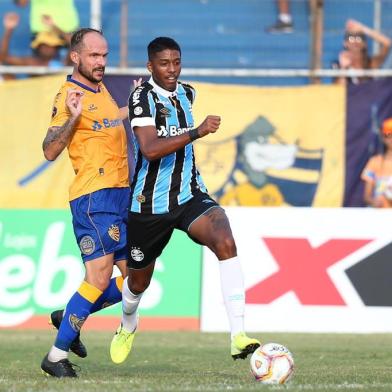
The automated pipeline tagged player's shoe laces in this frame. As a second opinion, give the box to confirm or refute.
[50,310,87,358]
[110,324,136,364]
[41,354,79,378]
[231,332,261,360]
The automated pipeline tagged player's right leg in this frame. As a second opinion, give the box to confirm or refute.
[41,278,104,377]
[42,254,117,377]
[110,263,155,364]
[49,309,87,358]
[111,211,174,364]
[49,259,127,358]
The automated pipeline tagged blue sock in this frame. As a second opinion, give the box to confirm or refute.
[90,276,123,313]
[55,281,102,351]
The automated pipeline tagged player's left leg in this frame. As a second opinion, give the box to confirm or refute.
[186,200,260,360]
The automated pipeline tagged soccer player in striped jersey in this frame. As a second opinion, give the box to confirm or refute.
[110,37,260,364]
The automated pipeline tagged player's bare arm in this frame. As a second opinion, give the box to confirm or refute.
[42,89,83,161]
[134,115,221,161]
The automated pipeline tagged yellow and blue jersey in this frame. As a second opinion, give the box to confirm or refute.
[50,76,128,201]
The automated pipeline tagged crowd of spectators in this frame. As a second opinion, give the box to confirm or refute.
[0,0,79,79]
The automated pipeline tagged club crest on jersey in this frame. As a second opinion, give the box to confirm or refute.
[134,106,143,115]
[88,103,98,111]
[79,235,95,255]
[108,224,120,242]
[136,194,146,203]
[69,314,86,332]
[130,247,144,262]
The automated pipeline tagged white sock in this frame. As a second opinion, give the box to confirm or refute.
[121,276,143,333]
[48,345,68,362]
[279,13,292,23]
[219,256,245,338]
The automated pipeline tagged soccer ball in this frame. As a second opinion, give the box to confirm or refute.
[250,343,294,384]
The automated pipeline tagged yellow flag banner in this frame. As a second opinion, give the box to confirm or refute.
[192,82,345,206]
[0,75,345,208]
[0,74,73,208]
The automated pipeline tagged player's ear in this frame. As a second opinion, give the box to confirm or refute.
[70,50,79,65]
[147,61,152,73]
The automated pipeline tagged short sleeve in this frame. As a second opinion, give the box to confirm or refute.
[128,83,155,129]
[181,82,196,104]
[49,89,70,128]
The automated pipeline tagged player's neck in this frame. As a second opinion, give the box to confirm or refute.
[71,72,100,92]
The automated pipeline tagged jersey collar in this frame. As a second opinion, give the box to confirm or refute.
[67,75,101,93]
[148,77,178,98]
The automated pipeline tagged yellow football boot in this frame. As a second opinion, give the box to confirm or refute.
[231,332,260,360]
[110,325,136,364]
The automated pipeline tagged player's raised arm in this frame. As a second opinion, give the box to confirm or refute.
[134,114,221,161]
[42,89,83,161]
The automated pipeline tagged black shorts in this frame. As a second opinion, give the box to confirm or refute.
[126,191,220,269]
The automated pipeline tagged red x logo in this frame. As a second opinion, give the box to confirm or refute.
[246,238,371,305]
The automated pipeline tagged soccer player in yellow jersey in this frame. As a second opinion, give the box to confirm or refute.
[40,28,133,378]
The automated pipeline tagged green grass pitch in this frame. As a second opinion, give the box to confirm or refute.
[1,330,392,391]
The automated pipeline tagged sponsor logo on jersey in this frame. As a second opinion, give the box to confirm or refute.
[157,125,192,138]
[92,118,122,131]
[69,314,86,332]
[130,247,144,262]
[134,106,143,115]
[132,87,143,106]
[53,92,61,104]
[159,107,171,117]
[88,103,98,111]
[79,235,95,255]
[108,224,120,242]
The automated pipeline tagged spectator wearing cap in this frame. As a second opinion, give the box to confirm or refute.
[14,0,79,39]
[334,19,391,85]
[361,118,392,208]
[0,12,67,76]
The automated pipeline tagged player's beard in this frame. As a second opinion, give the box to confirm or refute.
[78,61,105,84]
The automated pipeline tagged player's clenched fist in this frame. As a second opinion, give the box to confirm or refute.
[66,89,84,119]
[197,115,221,137]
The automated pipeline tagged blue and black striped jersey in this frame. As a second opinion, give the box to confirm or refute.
[128,78,207,214]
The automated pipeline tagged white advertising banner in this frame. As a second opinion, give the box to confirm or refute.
[201,208,392,333]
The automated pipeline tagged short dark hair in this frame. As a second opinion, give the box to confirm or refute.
[148,37,181,60]
[70,28,103,51]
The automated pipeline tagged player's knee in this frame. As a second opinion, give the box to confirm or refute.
[89,275,110,292]
[128,278,150,294]
[213,235,237,260]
